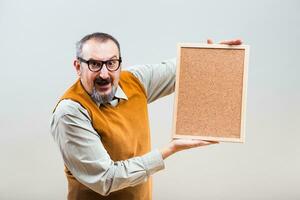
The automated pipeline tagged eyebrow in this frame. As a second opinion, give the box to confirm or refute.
[87,55,118,61]
[109,55,118,59]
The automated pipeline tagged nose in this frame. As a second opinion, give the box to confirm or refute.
[99,64,109,79]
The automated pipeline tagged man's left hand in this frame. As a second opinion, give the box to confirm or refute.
[207,38,242,45]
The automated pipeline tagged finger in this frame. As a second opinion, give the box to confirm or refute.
[204,140,219,144]
[219,39,242,45]
[207,39,214,44]
[192,140,218,146]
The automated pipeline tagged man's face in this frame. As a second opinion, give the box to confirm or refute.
[74,39,121,103]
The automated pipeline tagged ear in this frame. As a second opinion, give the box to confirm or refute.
[73,59,81,76]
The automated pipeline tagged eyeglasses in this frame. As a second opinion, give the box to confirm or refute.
[78,57,122,72]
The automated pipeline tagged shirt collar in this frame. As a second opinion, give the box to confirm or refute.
[114,85,128,101]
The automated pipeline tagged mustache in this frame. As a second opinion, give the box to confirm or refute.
[94,77,112,85]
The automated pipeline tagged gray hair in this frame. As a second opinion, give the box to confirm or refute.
[76,32,121,58]
[91,85,116,105]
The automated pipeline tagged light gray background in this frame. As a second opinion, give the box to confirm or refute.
[0,0,299,199]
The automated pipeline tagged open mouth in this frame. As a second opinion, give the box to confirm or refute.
[95,78,111,92]
[97,82,110,91]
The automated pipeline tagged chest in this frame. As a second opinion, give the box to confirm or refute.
[92,96,151,160]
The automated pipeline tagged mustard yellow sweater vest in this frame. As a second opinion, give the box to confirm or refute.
[59,71,152,200]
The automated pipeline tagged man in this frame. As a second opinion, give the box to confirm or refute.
[51,32,242,200]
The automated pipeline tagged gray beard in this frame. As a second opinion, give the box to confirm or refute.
[90,85,116,105]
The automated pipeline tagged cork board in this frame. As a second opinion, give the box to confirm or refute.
[172,43,249,143]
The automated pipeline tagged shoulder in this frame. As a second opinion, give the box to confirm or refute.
[53,99,91,121]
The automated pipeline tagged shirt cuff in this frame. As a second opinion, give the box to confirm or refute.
[141,149,165,176]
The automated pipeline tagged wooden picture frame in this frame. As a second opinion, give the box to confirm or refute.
[172,43,249,143]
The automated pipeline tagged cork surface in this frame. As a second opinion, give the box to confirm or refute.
[174,46,246,140]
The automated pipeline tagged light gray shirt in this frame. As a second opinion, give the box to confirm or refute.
[51,58,176,195]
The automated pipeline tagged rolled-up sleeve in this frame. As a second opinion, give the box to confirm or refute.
[127,58,177,103]
[51,100,165,196]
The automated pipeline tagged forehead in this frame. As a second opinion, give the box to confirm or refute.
[81,39,119,60]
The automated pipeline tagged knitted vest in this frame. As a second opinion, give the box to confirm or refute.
[58,71,152,200]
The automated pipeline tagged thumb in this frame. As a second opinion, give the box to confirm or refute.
[207,39,214,44]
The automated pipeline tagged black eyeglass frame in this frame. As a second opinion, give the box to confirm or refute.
[77,57,122,72]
